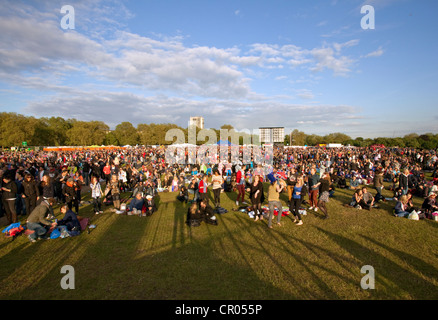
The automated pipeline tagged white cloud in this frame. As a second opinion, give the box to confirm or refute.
[364,47,384,58]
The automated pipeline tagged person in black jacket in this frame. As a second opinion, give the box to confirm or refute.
[57,204,81,231]
[399,168,410,196]
[1,173,18,224]
[22,173,39,216]
[64,178,79,213]
[247,174,264,221]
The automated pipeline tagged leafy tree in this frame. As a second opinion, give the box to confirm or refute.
[113,122,139,146]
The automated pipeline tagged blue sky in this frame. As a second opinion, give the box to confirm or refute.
[0,0,437,139]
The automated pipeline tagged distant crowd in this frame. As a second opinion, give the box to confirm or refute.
[1,145,438,241]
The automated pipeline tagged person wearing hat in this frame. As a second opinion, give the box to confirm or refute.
[144,194,156,217]
[421,192,438,218]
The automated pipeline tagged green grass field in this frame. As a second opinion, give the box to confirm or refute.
[1,182,437,300]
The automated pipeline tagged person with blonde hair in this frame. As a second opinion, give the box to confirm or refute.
[290,175,304,225]
[105,174,121,211]
[394,195,410,217]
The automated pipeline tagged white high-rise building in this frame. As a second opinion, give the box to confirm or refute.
[259,127,285,144]
[189,116,204,129]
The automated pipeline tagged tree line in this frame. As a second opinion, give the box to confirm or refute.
[0,112,437,149]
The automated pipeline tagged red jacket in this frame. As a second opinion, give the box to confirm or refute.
[199,180,208,194]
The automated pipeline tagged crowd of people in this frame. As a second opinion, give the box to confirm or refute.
[1,144,438,241]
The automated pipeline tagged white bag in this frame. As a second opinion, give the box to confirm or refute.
[408,211,419,220]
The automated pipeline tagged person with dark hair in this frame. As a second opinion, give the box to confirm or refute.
[26,198,57,242]
[199,199,218,225]
[38,174,55,205]
[64,178,79,213]
[290,175,304,225]
[198,174,209,204]
[421,192,438,218]
[247,174,264,221]
[90,175,103,215]
[235,167,247,206]
[317,172,331,219]
[308,168,320,212]
[22,173,39,216]
[373,169,385,202]
[128,192,144,215]
[1,173,18,224]
[57,204,81,231]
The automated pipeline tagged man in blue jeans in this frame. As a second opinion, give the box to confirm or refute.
[26,198,57,242]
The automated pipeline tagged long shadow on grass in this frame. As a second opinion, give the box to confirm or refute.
[231,213,366,299]
[316,227,438,299]
[3,198,294,299]
[359,234,438,296]
[232,213,341,299]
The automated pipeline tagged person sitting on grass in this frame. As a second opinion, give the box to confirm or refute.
[361,186,378,209]
[337,173,348,189]
[144,195,157,216]
[394,195,410,218]
[129,192,144,215]
[421,192,438,219]
[177,185,189,203]
[186,202,203,227]
[57,204,81,232]
[199,199,218,225]
[349,175,361,190]
[347,189,371,210]
[26,197,57,242]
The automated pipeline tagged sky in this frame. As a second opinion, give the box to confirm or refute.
[0,0,437,139]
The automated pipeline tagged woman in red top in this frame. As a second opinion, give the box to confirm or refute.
[103,162,111,184]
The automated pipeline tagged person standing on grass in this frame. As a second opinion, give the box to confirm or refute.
[267,177,285,228]
[308,168,320,212]
[235,167,246,206]
[90,175,103,215]
[22,173,39,216]
[317,172,331,219]
[247,174,264,221]
[290,176,304,225]
[1,173,18,224]
[211,170,223,208]
[373,169,385,202]
[198,174,209,204]
[399,168,410,196]
[105,174,121,211]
